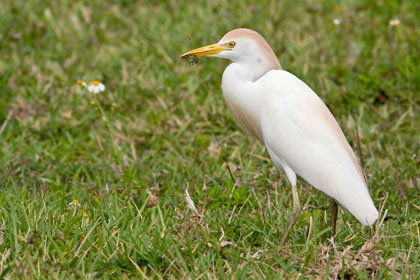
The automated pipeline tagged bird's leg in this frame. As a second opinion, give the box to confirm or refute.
[279,184,301,246]
[329,199,338,238]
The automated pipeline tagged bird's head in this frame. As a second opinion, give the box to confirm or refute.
[180,28,281,70]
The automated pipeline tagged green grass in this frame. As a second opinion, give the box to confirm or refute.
[1,0,419,278]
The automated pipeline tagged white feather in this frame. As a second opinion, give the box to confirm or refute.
[260,71,378,225]
[221,54,378,226]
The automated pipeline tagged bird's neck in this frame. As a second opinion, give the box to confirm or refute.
[221,63,266,141]
[227,59,274,82]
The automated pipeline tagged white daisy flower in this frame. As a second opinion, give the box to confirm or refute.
[69,199,81,207]
[87,81,106,94]
[77,79,87,87]
[332,18,341,26]
[389,19,400,27]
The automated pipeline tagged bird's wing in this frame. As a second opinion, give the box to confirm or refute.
[258,70,377,225]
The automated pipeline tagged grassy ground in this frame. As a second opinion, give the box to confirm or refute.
[1,0,419,278]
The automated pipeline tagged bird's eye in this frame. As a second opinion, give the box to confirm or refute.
[228,41,236,48]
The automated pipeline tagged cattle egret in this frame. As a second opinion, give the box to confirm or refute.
[180,28,378,244]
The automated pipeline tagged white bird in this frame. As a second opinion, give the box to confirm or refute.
[180,28,378,244]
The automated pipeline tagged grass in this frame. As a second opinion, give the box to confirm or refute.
[0,0,419,278]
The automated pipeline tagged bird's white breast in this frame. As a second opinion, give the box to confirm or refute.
[221,63,264,142]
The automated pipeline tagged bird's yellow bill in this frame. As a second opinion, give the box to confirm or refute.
[180,43,226,59]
